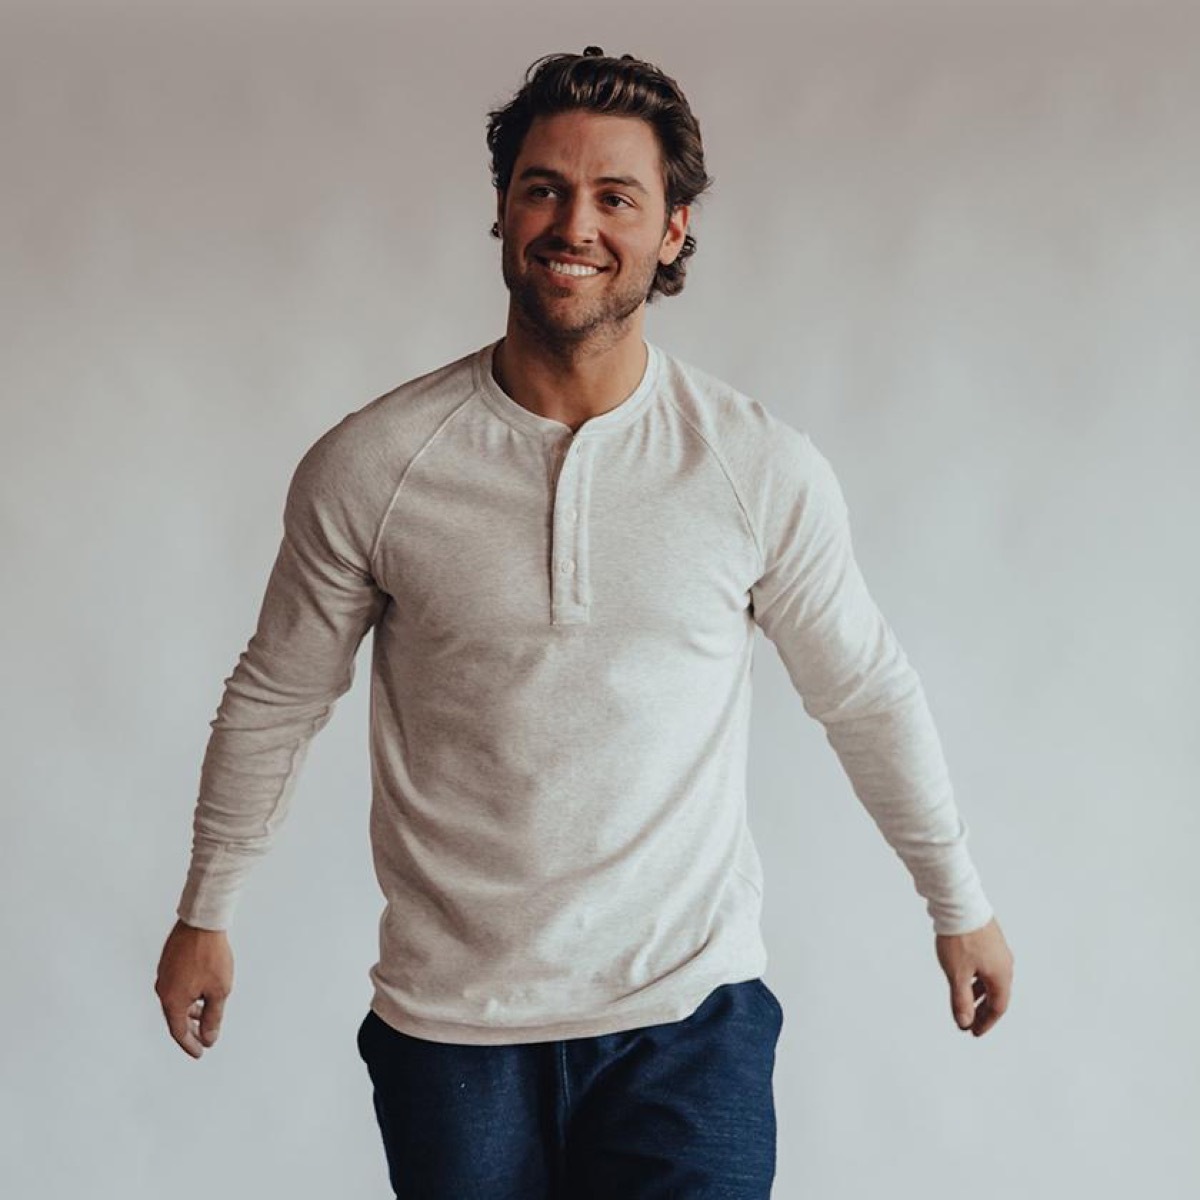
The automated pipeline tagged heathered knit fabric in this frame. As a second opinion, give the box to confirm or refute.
[177,337,992,1044]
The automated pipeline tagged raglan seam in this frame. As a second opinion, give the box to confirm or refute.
[367,391,480,579]
[661,392,767,580]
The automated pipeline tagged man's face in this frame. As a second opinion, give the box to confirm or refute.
[496,110,689,347]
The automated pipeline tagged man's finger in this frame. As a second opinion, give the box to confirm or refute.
[972,995,999,1037]
[162,998,208,1059]
[970,973,1010,1037]
[198,993,226,1047]
[952,975,977,1028]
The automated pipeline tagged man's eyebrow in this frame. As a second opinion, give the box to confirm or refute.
[516,166,649,195]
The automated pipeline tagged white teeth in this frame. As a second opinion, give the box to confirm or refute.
[543,259,601,276]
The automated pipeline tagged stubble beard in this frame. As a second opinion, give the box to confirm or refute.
[501,242,657,355]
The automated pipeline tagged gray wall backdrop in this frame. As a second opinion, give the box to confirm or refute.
[3,1,1197,1196]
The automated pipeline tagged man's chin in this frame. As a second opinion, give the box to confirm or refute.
[530,322,597,347]
[513,301,600,341]
[508,281,646,345]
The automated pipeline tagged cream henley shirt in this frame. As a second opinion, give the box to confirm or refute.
[176,337,993,1045]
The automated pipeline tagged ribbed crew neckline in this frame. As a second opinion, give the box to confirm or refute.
[474,338,661,438]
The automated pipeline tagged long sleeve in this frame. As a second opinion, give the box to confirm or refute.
[749,430,992,935]
[176,430,390,931]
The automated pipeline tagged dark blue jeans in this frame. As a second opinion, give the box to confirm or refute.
[356,978,783,1199]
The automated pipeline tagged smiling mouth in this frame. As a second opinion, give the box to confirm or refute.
[536,256,606,278]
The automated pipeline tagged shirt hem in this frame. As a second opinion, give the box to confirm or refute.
[367,966,769,1045]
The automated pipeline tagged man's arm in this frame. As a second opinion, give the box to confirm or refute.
[749,429,1012,1032]
[156,428,389,1057]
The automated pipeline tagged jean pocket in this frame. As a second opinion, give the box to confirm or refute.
[748,977,784,1027]
[356,1009,377,1061]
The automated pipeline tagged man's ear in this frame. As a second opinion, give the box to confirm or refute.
[494,187,506,237]
[659,204,691,266]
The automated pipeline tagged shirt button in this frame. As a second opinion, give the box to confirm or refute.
[559,559,575,574]
[569,507,579,521]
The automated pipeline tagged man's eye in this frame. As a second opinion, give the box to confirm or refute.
[604,195,632,208]
[529,186,557,198]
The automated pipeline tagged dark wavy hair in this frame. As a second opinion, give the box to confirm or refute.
[486,46,715,303]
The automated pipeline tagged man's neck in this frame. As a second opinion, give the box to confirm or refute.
[492,322,649,433]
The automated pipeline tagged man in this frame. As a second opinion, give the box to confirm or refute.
[156,46,1013,1198]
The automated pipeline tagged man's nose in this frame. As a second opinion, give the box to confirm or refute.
[552,194,598,246]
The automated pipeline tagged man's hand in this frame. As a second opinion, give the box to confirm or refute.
[154,918,234,1058]
[935,915,1013,1038]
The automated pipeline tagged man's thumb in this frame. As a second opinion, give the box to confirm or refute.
[199,995,225,1046]
[954,982,975,1028]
